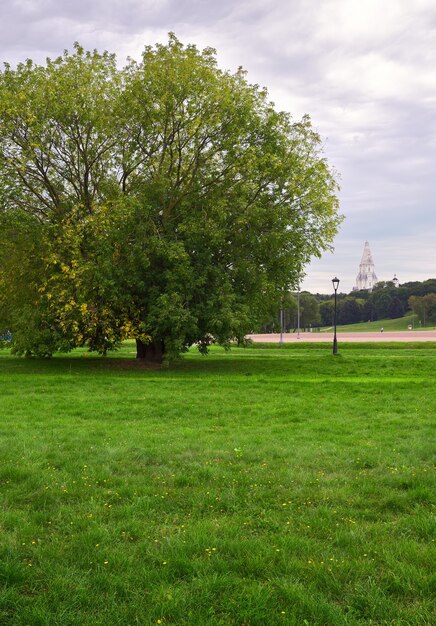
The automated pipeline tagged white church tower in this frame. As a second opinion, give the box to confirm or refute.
[354,241,378,291]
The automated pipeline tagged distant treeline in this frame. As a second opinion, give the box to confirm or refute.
[261,278,436,331]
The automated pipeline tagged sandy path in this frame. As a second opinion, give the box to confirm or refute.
[248,331,436,343]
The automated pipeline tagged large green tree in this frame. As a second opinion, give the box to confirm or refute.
[0,37,342,362]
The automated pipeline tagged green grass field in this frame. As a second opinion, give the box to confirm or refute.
[1,342,435,625]
[321,313,436,333]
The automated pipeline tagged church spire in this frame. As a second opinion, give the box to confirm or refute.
[354,241,378,291]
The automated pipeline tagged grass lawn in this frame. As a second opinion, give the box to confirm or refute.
[0,342,435,625]
[322,313,436,333]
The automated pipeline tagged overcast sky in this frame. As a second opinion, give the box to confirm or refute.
[2,0,435,293]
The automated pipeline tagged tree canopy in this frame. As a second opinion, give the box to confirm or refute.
[0,37,341,361]
[409,294,436,325]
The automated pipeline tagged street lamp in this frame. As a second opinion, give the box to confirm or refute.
[297,289,300,339]
[332,277,340,355]
[279,302,284,344]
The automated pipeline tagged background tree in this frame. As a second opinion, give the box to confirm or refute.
[387,296,405,319]
[319,299,334,326]
[408,294,436,325]
[0,38,341,362]
[282,292,298,332]
[409,295,426,325]
[402,279,436,298]
[426,294,436,323]
[259,292,297,333]
[362,297,377,322]
[371,290,394,320]
[298,292,321,330]
[338,297,364,325]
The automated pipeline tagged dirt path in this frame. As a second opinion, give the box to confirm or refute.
[248,331,436,343]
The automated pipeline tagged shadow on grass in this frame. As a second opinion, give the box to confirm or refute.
[1,342,436,380]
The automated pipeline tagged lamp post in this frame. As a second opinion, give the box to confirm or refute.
[279,294,284,344]
[297,289,300,339]
[279,304,284,344]
[332,277,340,355]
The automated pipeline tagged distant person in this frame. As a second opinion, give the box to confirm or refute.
[380,327,384,332]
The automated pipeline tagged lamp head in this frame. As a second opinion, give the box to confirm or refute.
[332,277,340,292]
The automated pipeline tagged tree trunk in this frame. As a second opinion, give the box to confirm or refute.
[136,338,165,363]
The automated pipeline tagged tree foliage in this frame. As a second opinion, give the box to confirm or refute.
[0,37,341,361]
[298,293,321,329]
[319,300,334,326]
[409,294,436,325]
[338,297,364,325]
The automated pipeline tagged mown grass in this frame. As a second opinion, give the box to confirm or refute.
[0,343,435,625]
[324,313,435,333]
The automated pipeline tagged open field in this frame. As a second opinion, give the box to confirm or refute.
[331,314,436,334]
[1,343,435,625]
